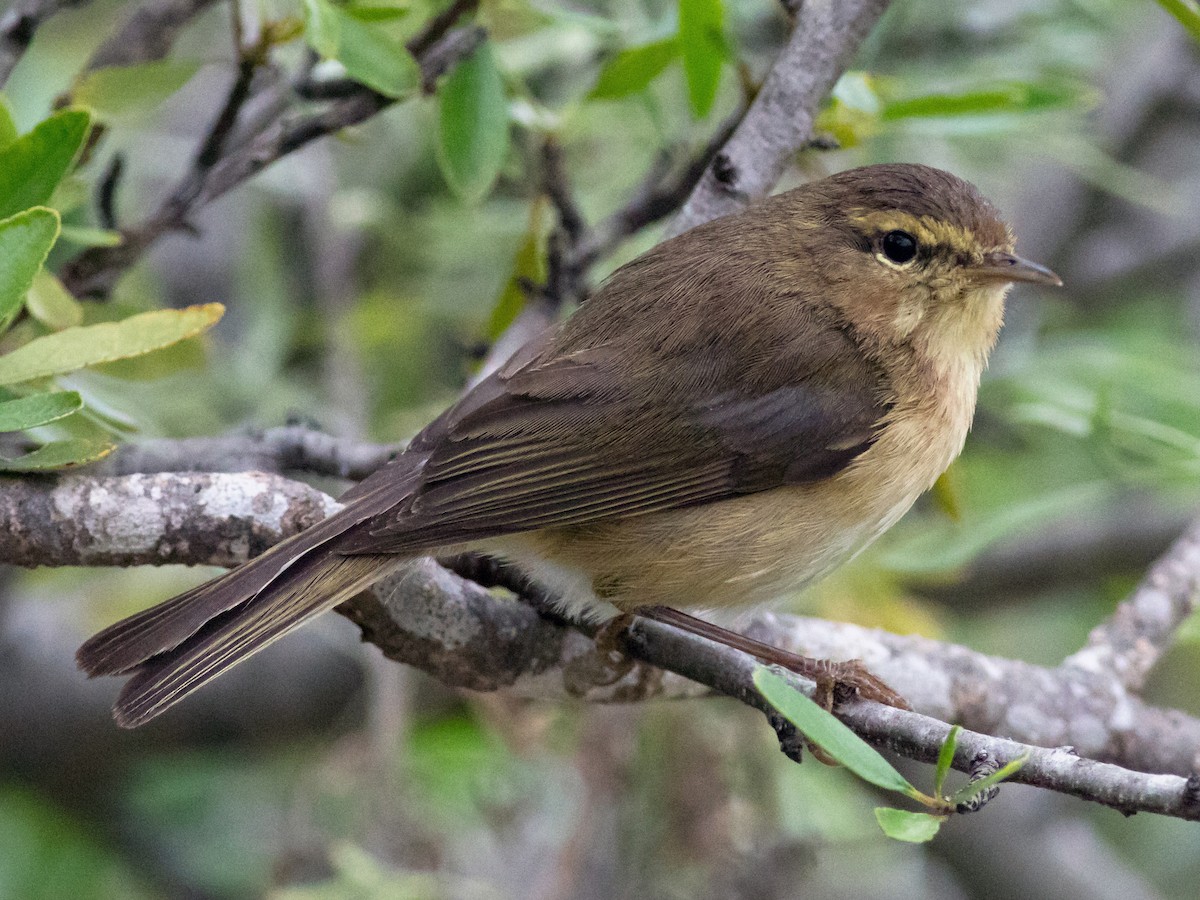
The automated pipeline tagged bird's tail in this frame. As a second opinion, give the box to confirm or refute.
[77,470,417,728]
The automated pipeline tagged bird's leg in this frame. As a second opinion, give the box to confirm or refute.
[563,612,638,690]
[637,605,910,711]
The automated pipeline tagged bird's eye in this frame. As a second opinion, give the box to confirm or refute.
[880,230,918,265]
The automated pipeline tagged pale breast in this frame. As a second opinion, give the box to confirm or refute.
[488,339,982,619]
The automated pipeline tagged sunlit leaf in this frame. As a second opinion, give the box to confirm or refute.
[1156,0,1200,43]
[754,667,917,796]
[0,207,60,333]
[0,391,82,431]
[25,269,84,330]
[678,0,725,117]
[0,303,224,386]
[73,60,202,118]
[437,42,510,202]
[874,807,943,843]
[0,95,17,148]
[344,1,410,22]
[589,36,679,100]
[303,0,419,98]
[59,224,123,247]
[0,437,115,471]
[0,108,91,220]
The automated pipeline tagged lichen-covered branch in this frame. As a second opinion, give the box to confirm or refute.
[669,0,893,234]
[4,468,1199,819]
[1064,516,1200,692]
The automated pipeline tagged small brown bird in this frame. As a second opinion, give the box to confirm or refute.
[78,163,1060,727]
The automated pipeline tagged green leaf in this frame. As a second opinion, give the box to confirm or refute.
[754,667,917,796]
[881,81,1090,121]
[303,0,420,98]
[0,303,224,386]
[874,808,944,843]
[1157,0,1200,43]
[73,60,202,119]
[589,36,679,100]
[437,42,510,202]
[0,437,115,471]
[487,200,547,339]
[344,1,410,22]
[880,482,1109,575]
[25,269,83,330]
[950,754,1028,807]
[678,0,725,117]
[58,224,123,247]
[0,207,61,333]
[0,391,82,431]
[0,95,17,148]
[934,725,960,797]
[0,108,91,221]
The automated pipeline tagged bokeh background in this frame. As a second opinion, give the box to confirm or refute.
[3,0,1200,897]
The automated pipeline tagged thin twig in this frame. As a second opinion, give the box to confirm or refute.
[59,19,486,298]
[669,0,893,235]
[95,424,403,479]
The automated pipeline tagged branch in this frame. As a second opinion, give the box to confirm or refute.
[6,468,1200,818]
[0,471,336,568]
[344,559,1200,820]
[1064,516,1200,692]
[58,6,484,298]
[84,0,221,71]
[668,0,893,235]
[95,425,402,479]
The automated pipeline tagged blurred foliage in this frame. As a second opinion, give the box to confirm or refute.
[2,0,1200,896]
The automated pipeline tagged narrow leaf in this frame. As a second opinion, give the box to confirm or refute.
[678,0,725,117]
[0,438,115,471]
[1156,0,1200,43]
[58,224,123,248]
[25,270,84,330]
[487,200,547,339]
[0,109,91,220]
[589,37,679,100]
[754,667,916,796]
[303,0,419,97]
[345,2,410,22]
[0,303,224,386]
[0,391,82,431]
[874,808,943,843]
[950,754,1028,806]
[0,208,61,333]
[73,60,202,118]
[934,725,960,797]
[437,42,510,202]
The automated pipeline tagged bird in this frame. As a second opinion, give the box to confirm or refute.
[78,163,1061,727]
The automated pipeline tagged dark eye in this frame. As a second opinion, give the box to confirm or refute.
[881,230,918,264]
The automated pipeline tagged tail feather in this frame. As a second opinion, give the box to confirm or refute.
[77,511,359,679]
[112,553,395,728]
[76,455,428,727]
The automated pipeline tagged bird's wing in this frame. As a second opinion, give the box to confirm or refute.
[338,303,891,555]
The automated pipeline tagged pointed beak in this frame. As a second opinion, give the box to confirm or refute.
[971,251,1062,287]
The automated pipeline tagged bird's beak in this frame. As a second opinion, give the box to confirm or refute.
[971,251,1062,287]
